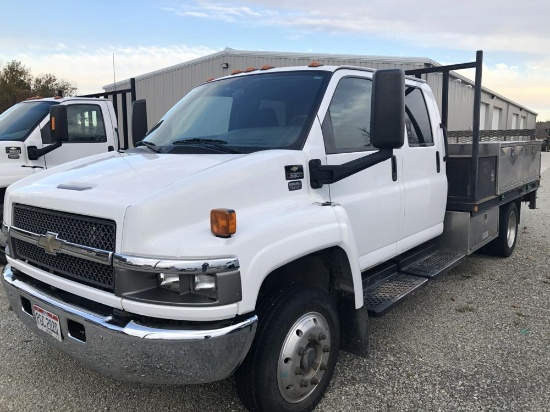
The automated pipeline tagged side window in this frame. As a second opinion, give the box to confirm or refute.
[66,104,107,143]
[326,77,373,153]
[405,87,433,146]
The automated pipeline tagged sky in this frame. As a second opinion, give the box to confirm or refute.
[1,0,549,120]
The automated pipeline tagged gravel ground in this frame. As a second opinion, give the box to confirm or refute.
[1,156,549,412]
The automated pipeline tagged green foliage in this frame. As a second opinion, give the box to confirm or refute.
[0,60,78,114]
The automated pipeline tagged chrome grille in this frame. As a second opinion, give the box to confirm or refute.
[13,204,115,250]
[12,204,116,290]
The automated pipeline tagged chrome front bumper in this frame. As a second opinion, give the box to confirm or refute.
[2,265,257,384]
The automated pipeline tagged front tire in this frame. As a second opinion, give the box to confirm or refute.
[236,285,340,412]
[490,202,519,257]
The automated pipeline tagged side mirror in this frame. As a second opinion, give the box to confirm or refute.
[50,105,68,143]
[131,99,148,147]
[370,69,405,149]
[27,105,66,160]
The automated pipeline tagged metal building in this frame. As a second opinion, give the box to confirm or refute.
[103,48,537,145]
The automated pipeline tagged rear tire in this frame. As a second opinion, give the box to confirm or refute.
[490,202,519,257]
[235,285,340,412]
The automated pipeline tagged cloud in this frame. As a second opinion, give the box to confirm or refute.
[0,45,218,95]
[171,2,275,23]
[167,1,550,55]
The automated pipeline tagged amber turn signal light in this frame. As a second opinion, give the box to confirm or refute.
[211,209,237,238]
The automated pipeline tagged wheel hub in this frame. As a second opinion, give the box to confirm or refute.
[277,312,331,403]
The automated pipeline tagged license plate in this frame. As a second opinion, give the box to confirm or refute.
[33,305,63,342]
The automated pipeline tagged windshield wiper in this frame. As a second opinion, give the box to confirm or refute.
[172,138,241,154]
[135,140,162,153]
[172,138,229,145]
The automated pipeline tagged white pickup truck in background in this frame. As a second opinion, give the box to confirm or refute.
[1,51,541,411]
[0,81,142,263]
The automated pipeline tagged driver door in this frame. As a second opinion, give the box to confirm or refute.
[321,72,404,270]
[44,103,113,168]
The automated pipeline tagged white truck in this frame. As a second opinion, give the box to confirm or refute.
[0,81,142,263]
[1,52,541,411]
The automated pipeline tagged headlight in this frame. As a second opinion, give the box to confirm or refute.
[113,255,242,306]
[157,273,218,301]
[158,273,181,293]
[191,274,217,299]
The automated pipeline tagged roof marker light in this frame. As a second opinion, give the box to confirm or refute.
[244,67,258,72]
[308,61,324,67]
[260,65,274,70]
[231,70,243,75]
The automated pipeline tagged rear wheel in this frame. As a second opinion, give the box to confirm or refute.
[490,202,519,257]
[236,285,340,412]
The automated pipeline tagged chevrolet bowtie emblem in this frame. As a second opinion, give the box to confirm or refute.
[37,232,64,255]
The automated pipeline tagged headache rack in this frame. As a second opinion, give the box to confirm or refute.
[405,51,540,214]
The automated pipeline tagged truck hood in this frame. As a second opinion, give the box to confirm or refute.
[4,150,242,228]
[5,149,318,256]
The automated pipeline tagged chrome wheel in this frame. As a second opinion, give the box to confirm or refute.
[277,311,331,403]
[507,210,517,248]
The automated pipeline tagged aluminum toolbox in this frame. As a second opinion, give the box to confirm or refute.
[522,141,542,184]
[447,141,540,203]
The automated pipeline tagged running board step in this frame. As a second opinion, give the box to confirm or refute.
[400,251,464,279]
[364,272,428,317]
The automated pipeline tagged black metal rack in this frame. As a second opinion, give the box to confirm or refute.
[405,51,484,208]
[405,52,539,214]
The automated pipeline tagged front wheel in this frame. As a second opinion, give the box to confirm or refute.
[490,202,519,257]
[236,285,340,412]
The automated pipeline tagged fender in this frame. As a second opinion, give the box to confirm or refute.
[236,203,365,313]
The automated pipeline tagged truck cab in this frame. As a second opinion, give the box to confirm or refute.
[0,97,119,259]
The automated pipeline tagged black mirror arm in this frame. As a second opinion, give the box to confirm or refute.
[309,148,393,189]
[27,140,62,161]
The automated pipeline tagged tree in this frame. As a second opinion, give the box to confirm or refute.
[0,60,78,114]
[33,73,77,99]
[0,60,33,111]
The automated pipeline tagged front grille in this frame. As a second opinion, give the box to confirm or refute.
[13,204,115,250]
[12,204,116,290]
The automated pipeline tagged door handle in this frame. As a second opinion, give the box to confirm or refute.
[436,151,441,173]
[391,155,397,181]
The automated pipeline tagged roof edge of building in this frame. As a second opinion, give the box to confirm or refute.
[102,47,435,89]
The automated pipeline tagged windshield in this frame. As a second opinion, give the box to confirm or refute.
[0,101,58,141]
[144,71,331,153]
